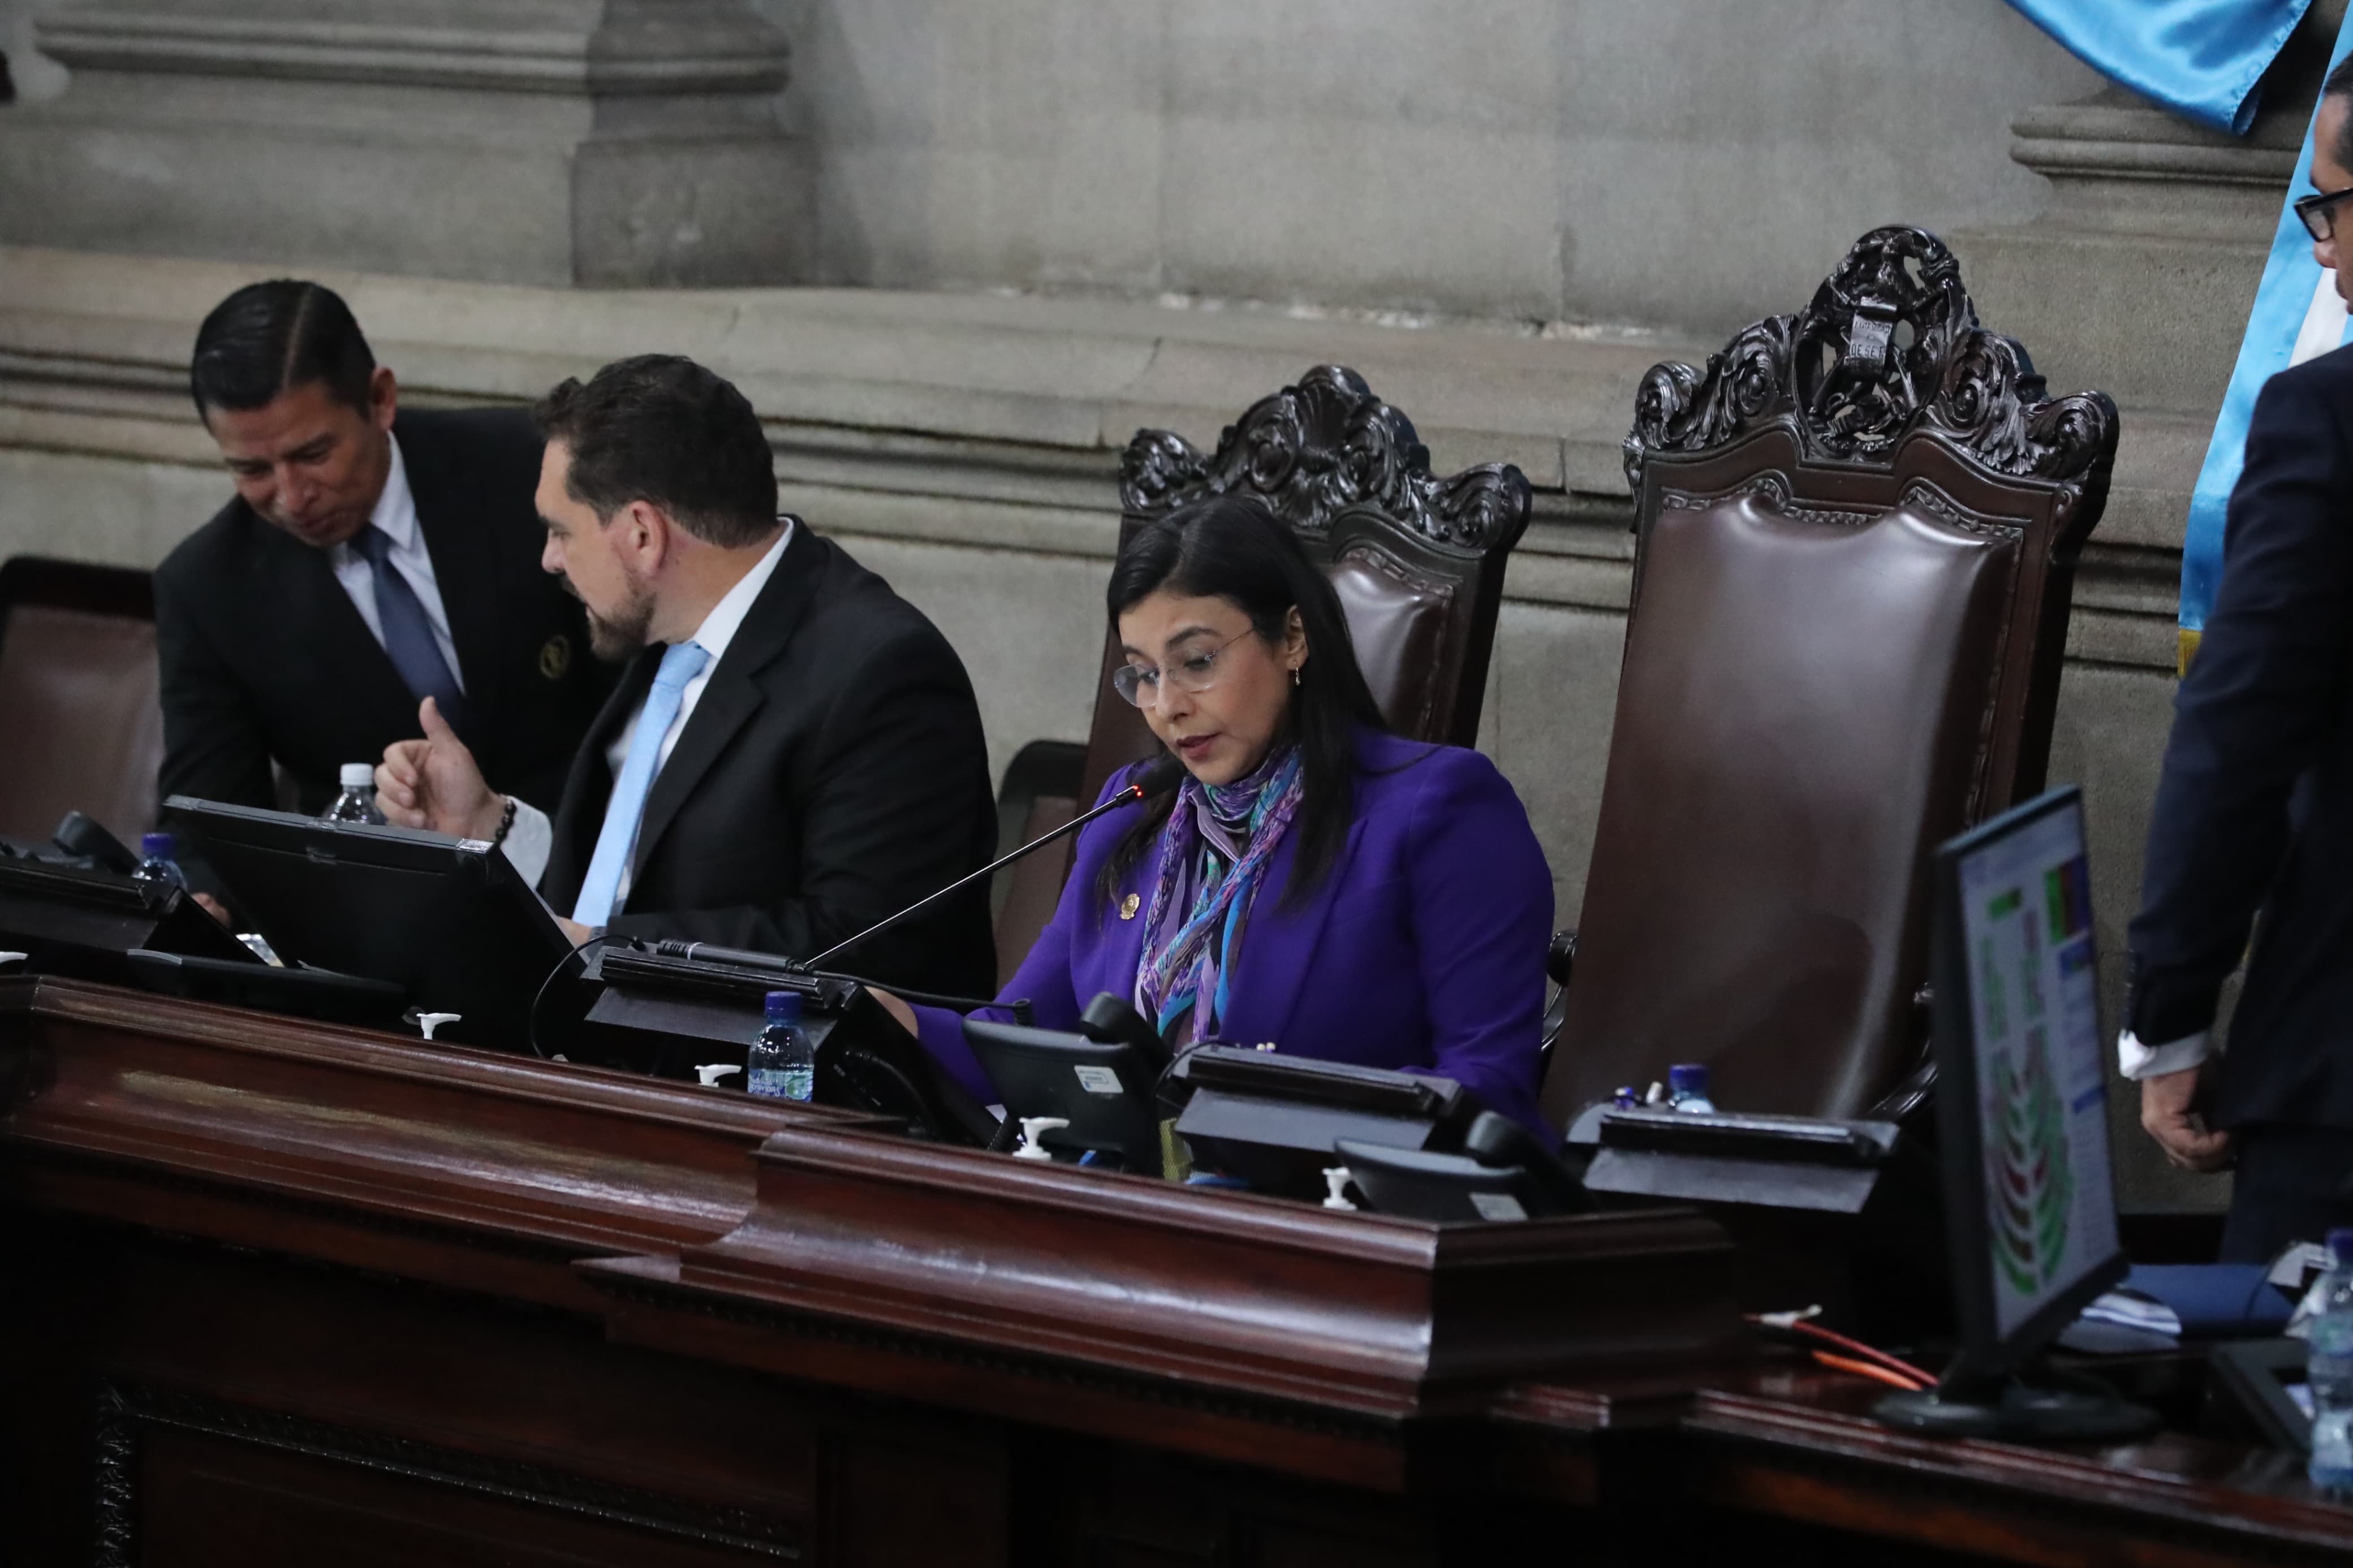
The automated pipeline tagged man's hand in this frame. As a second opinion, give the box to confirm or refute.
[191,892,232,926]
[377,697,505,840]
[2141,1065,2235,1172]
[555,917,595,948]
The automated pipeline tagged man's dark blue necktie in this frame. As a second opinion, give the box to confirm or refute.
[352,525,468,730]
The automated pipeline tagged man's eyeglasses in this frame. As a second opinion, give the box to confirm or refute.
[1112,631,1249,707]
[2296,184,2353,242]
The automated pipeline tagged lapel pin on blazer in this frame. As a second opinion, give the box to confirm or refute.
[538,633,572,681]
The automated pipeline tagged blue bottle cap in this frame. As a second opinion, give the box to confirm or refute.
[764,989,801,1023]
[2330,1228,2353,1265]
[1669,1062,1709,1094]
[140,831,176,858]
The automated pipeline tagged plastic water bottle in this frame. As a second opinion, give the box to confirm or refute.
[745,989,816,1102]
[2308,1229,2353,1496]
[1668,1062,1717,1113]
[132,831,188,892]
[322,763,387,824]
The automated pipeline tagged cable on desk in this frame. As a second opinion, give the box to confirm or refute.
[1807,1350,1930,1392]
[1746,1308,1938,1390]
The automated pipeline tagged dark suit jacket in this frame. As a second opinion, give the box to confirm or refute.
[154,407,613,818]
[542,525,999,1001]
[2128,343,2353,1130]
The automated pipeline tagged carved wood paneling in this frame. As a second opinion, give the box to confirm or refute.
[96,1381,802,1567]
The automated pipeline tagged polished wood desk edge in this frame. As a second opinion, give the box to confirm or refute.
[1679,1376,2353,1554]
[0,975,878,1141]
[597,1246,1452,1422]
[0,979,863,1304]
[582,1250,1492,1494]
[747,1121,1736,1268]
[660,1123,1746,1414]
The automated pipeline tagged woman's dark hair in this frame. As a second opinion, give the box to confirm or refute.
[1098,494,1387,907]
[190,280,376,419]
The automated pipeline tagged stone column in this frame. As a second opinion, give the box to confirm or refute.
[1954,0,2343,414]
[1942,0,2345,658]
[0,0,810,286]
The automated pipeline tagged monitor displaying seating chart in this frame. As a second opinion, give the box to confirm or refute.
[1931,785,2126,1375]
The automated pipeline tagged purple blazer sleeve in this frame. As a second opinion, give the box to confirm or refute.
[909,774,1131,1102]
[1399,748,1554,1135]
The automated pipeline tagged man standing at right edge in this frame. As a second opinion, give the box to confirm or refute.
[2123,62,2353,1262]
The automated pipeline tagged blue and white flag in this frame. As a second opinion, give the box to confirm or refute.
[2003,0,2312,133]
[2180,7,2353,665]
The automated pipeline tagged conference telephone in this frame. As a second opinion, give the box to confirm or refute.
[0,809,257,980]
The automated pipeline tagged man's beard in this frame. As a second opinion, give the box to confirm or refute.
[584,578,656,662]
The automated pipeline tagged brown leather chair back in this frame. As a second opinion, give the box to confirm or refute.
[1539,227,2118,1125]
[989,740,1087,992]
[1076,365,1532,807]
[0,557,163,848]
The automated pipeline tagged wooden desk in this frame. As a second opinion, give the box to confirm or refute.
[5,977,2351,1567]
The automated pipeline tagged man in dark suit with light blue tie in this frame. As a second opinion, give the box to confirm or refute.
[156,281,612,837]
[374,355,1000,1001]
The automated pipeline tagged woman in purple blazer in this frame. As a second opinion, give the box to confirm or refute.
[876,495,1555,1137]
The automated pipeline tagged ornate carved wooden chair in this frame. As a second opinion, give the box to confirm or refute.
[0,556,162,849]
[990,365,1532,978]
[1536,227,2118,1127]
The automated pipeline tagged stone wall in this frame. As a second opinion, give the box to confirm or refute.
[769,0,2099,329]
[3,0,2100,323]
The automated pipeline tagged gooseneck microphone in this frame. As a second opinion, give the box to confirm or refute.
[661,754,1186,979]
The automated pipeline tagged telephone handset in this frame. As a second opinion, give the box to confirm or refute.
[53,810,139,876]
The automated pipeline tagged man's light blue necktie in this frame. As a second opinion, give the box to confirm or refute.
[571,640,710,928]
[351,524,468,731]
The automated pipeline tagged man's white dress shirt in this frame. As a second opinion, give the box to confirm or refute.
[328,435,467,694]
[502,522,792,911]
[2118,1027,2214,1081]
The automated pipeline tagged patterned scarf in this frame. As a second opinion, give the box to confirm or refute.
[1136,744,1306,1041]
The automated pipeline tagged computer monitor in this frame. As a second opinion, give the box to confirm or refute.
[167,796,573,1049]
[962,1018,1166,1174]
[1877,785,2149,1439]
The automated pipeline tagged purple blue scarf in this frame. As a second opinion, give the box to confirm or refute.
[1136,744,1305,1042]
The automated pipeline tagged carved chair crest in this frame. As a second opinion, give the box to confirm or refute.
[1119,364,1529,554]
[1624,226,2117,521]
